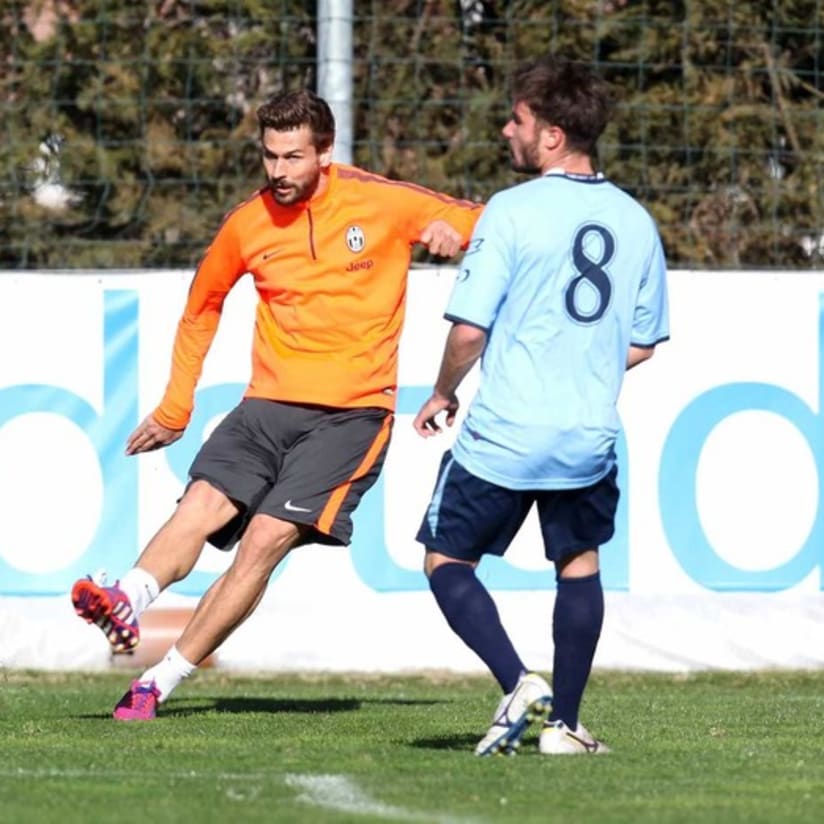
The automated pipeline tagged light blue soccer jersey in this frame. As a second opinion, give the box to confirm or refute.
[447,171,669,490]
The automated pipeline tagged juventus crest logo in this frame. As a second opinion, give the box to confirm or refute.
[345,225,366,253]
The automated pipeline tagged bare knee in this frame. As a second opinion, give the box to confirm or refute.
[233,514,302,579]
[555,548,600,580]
[137,480,239,586]
[424,550,476,579]
[174,480,239,536]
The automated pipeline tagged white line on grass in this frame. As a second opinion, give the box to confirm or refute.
[2,767,482,822]
[284,773,480,824]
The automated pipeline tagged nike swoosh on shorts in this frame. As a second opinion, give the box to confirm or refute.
[284,500,312,513]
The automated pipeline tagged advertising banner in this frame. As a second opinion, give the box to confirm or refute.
[1,268,823,671]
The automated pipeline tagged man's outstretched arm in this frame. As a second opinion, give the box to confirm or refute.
[413,322,487,437]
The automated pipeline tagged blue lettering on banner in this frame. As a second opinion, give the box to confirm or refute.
[0,290,139,594]
[659,293,824,591]
[349,386,630,592]
[1,286,822,595]
[159,384,629,594]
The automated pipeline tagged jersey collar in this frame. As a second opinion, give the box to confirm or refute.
[544,167,605,182]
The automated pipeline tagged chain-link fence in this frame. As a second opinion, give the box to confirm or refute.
[2,1,823,269]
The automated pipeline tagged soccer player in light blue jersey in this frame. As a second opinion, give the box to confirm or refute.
[414,55,669,756]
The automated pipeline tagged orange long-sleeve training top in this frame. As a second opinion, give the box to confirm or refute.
[153,164,483,430]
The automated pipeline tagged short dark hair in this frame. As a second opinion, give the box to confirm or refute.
[256,89,335,152]
[510,57,612,155]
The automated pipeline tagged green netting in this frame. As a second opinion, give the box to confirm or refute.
[1,1,823,269]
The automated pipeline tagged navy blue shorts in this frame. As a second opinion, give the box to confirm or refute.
[416,451,619,563]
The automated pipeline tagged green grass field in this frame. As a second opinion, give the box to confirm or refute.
[1,669,823,823]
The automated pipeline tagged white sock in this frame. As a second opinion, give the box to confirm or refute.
[118,567,160,617]
[140,646,197,703]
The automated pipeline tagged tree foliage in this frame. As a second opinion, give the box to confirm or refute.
[1,0,823,269]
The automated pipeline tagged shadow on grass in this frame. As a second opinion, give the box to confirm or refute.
[76,696,361,720]
[172,695,446,715]
[76,695,447,720]
[170,696,362,716]
[409,733,482,751]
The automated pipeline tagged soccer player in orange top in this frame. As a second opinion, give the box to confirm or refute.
[70,89,482,720]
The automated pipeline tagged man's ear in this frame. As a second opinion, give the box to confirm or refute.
[541,123,564,153]
[319,145,334,168]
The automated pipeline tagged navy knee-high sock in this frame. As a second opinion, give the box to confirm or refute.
[429,563,525,694]
[549,572,604,729]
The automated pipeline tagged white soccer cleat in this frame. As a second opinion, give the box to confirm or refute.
[539,719,611,755]
[474,672,553,757]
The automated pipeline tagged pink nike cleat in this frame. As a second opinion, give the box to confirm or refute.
[113,680,160,721]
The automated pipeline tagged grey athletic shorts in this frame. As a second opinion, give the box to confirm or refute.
[187,398,393,550]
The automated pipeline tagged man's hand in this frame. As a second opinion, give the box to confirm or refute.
[126,414,185,455]
[413,392,460,437]
[420,219,463,258]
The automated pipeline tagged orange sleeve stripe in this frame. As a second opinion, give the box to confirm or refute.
[336,166,481,209]
[316,413,394,535]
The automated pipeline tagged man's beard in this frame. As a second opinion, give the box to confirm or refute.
[268,171,320,205]
[509,140,541,174]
